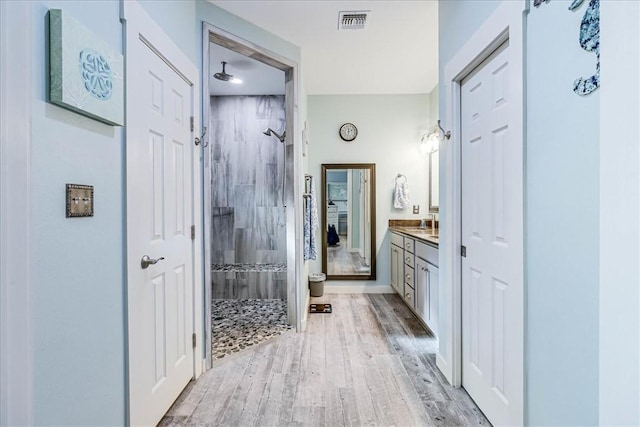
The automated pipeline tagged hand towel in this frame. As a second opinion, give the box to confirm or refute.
[304,177,319,260]
[394,181,411,209]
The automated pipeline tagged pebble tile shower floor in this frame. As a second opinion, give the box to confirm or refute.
[211,299,292,360]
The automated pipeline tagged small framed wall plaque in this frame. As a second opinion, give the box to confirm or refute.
[66,184,94,217]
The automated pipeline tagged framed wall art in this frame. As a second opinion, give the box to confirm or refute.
[49,9,124,126]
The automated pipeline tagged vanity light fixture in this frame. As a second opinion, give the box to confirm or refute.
[420,119,451,155]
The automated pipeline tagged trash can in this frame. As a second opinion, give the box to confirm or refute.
[309,273,326,297]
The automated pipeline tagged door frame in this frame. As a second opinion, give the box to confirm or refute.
[201,23,301,367]
[0,1,34,425]
[438,0,525,421]
[122,0,204,420]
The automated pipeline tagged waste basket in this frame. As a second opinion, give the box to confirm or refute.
[309,273,326,297]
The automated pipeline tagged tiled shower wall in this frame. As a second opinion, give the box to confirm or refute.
[209,95,287,299]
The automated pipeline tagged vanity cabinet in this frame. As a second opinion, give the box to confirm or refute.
[415,256,438,335]
[390,230,439,336]
[390,233,404,294]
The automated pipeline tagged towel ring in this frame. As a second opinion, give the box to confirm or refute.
[396,174,407,184]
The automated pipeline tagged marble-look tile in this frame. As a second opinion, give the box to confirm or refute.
[209,95,288,299]
[211,162,230,207]
[256,250,280,264]
[210,208,234,264]
[234,228,256,263]
[233,185,255,229]
[257,163,279,207]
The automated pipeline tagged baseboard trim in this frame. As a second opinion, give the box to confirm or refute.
[324,285,394,294]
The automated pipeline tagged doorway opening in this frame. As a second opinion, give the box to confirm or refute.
[202,25,298,365]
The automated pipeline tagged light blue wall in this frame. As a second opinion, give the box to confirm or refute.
[526,1,599,424]
[24,1,303,425]
[438,0,501,114]
[139,0,197,63]
[308,94,431,287]
[327,171,347,182]
[30,1,125,425]
[439,1,600,425]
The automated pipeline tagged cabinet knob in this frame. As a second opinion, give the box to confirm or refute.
[405,274,411,280]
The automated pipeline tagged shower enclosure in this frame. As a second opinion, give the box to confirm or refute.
[209,95,288,299]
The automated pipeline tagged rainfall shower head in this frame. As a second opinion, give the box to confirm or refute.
[213,61,242,84]
[263,128,286,143]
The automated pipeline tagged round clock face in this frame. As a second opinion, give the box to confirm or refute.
[339,123,358,142]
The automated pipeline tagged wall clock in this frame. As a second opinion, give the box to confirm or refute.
[339,123,358,142]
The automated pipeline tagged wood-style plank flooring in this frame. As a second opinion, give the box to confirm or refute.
[161,294,489,427]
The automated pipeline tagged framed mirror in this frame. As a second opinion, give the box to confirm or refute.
[429,150,439,213]
[321,163,376,280]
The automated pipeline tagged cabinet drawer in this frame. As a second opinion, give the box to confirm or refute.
[416,241,438,266]
[404,237,415,254]
[404,252,414,269]
[390,232,403,247]
[403,283,415,308]
[404,265,414,287]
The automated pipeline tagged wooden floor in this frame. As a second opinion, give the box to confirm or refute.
[160,294,489,427]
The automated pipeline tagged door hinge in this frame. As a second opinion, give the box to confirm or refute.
[190,116,194,132]
[191,225,195,240]
[461,245,467,258]
[192,333,196,348]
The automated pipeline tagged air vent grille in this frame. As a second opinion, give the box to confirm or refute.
[338,11,370,30]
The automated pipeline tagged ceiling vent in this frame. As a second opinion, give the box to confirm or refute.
[338,11,370,30]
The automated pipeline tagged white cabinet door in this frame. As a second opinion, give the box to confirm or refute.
[390,244,402,294]
[415,257,429,321]
[427,261,439,336]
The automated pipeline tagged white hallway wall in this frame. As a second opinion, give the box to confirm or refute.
[598,1,640,424]
[439,0,607,424]
[307,94,431,290]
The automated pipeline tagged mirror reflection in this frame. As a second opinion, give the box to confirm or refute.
[322,163,376,280]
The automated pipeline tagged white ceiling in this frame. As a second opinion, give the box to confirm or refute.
[209,43,285,96]
[210,1,439,95]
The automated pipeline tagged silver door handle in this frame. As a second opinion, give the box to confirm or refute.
[141,255,165,269]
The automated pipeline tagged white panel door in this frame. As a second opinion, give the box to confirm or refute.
[127,37,195,426]
[461,40,523,426]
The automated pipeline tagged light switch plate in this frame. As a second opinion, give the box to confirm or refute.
[66,184,94,217]
[413,205,419,214]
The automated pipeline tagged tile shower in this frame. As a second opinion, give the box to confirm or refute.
[208,95,291,359]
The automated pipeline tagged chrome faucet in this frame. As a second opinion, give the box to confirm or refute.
[419,217,427,229]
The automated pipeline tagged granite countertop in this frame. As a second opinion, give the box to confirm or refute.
[388,220,439,247]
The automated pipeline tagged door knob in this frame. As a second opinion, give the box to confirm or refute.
[141,255,165,269]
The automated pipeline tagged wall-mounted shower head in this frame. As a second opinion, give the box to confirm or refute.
[263,128,286,143]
